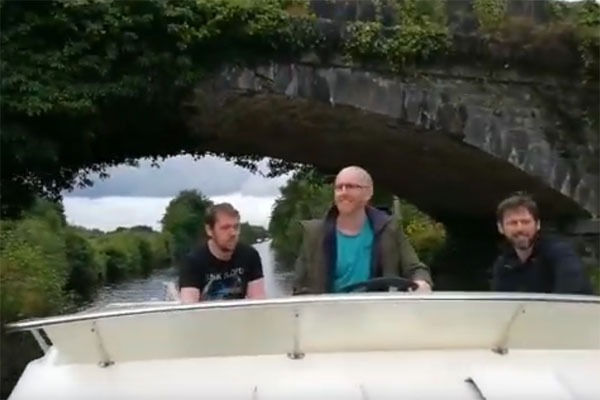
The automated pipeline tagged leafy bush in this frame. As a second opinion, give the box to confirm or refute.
[239,223,269,245]
[0,218,67,321]
[399,201,446,266]
[64,227,102,301]
[269,172,332,268]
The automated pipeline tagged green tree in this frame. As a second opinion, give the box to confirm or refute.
[94,230,148,282]
[397,201,446,267]
[23,198,67,230]
[0,0,316,217]
[149,232,171,269]
[269,171,333,268]
[0,215,68,322]
[161,190,213,262]
[64,227,102,301]
[239,222,269,245]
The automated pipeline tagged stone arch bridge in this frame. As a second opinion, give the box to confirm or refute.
[175,0,599,288]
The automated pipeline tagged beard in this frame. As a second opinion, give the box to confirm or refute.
[336,198,361,214]
[509,233,534,250]
[215,238,236,253]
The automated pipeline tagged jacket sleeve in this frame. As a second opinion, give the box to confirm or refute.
[550,241,592,294]
[396,225,433,287]
[292,222,311,295]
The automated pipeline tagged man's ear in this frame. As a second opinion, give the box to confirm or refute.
[497,222,504,235]
[205,224,212,238]
[366,186,374,202]
[536,220,541,232]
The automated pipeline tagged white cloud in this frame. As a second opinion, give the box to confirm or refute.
[66,155,292,199]
[239,172,292,197]
[63,193,277,232]
[63,197,172,231]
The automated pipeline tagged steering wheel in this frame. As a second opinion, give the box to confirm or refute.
[338,277,418,293]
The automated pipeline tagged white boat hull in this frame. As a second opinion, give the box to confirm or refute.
[6,293,600,399]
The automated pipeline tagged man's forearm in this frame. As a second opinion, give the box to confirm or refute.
[247,278,266,299]
[179,287,201,303]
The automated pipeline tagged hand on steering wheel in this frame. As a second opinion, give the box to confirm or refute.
[338,277,419,293]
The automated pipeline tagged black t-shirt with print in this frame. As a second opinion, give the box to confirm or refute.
[178,242,263,300]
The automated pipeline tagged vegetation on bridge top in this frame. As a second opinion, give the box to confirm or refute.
[344,0,599,81]
[1,0,598,217]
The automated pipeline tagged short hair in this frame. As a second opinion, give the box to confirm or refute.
[205,203,239,228]
[336,165,373,187]
[496,192,540,222]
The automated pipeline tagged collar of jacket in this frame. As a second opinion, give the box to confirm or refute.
[501,232,545,266]
[322,204,393,234]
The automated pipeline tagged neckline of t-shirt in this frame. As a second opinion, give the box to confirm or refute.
[336,219,371,238]
[205,242,240,262]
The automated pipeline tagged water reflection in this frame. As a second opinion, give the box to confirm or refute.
[254,240,293,298]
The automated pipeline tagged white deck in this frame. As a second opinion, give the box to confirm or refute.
[6,292,600,399]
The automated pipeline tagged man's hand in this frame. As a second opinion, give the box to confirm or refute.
[409,280,432,293]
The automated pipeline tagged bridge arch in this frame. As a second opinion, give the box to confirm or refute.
[182,62,597,224]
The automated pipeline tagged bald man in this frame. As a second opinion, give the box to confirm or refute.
[293,166,433,295]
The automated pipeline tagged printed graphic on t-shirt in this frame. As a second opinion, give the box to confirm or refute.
[202,267,245,300]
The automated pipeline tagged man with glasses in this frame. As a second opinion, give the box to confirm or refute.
[292,166,433,295]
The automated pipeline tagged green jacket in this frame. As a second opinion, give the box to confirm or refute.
[293,205,433,294]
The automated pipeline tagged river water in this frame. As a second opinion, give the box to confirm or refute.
[85,240,294,309]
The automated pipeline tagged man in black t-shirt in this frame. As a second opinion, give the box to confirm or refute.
[179,203,265,302]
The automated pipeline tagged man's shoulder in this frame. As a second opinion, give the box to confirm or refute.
[492,253,511,271]
[491,241,516,269]
[184,243,209,261]
[536,234,575,256]
[300,218,325,228]
[179,245,210,272]
[235,242,259,257]
[366,205,393,230]
[299,218,326,237]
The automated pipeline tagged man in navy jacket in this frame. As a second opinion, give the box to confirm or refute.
[491,193,593,295]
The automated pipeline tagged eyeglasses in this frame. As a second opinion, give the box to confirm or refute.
[334,183,370,191]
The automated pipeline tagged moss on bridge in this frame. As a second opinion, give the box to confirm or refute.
[342,0,599,83]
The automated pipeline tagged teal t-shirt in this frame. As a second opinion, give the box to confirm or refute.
[333,219,374,292]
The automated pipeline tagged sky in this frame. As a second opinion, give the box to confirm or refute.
[62,155,292,231]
